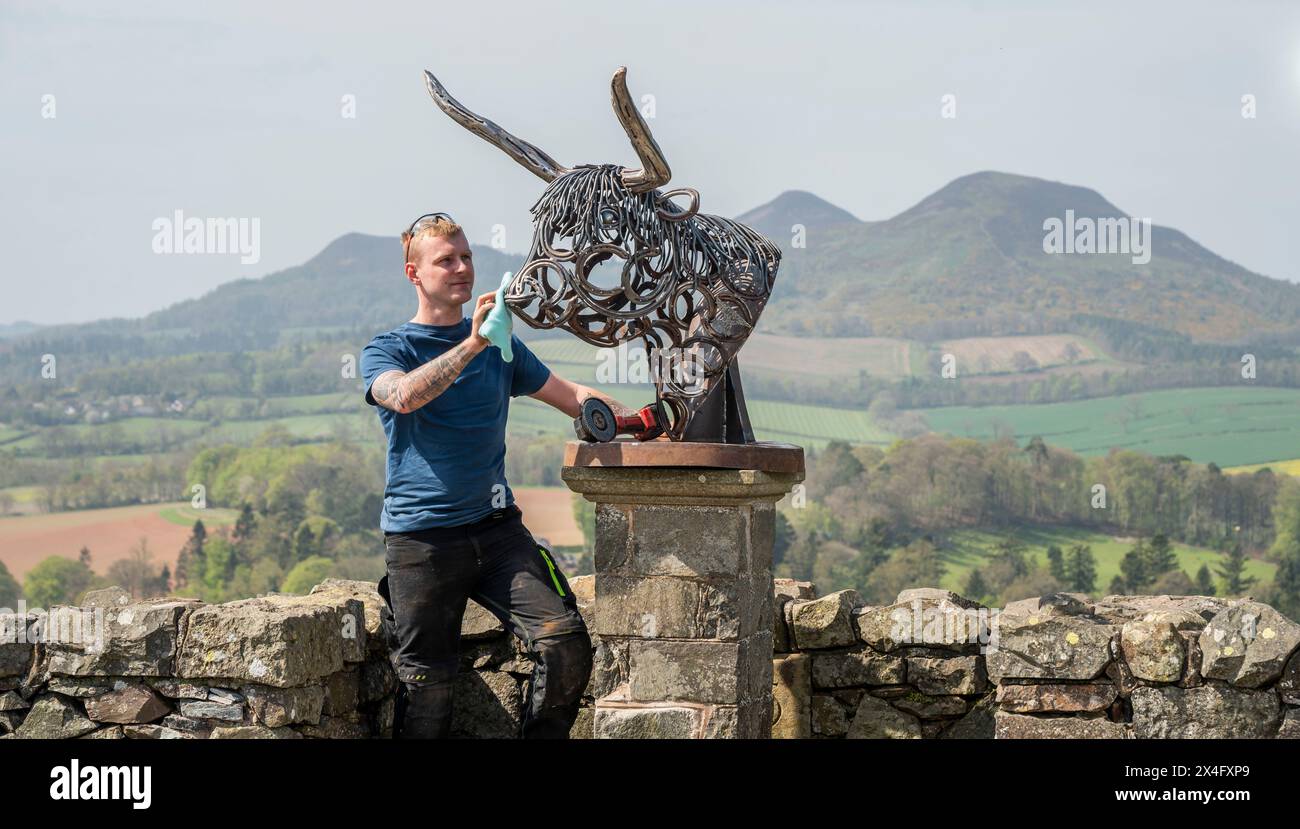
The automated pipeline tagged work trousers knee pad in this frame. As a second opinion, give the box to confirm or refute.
[522,630,593,739]
[394,663,458,740]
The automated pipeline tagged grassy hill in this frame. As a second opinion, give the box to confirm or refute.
[760,171,1300,344]
[0,235,527,382]
[735,189,864,243]
[918,386,1300,467]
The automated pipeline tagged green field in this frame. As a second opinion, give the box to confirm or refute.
[918,387,1300,467]
[507,379,892,448]
[158,504,239,527]
[1228,458,1300,477]
[939,525,1277,598]
[9,377,1297,468]
[528,332,1114,383]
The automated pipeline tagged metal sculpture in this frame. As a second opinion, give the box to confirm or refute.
[423,67,781,443]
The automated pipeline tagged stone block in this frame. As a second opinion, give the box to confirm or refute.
[886,690,968,719]
[790,590,860,650]
[589,636,629,701]
[771,654,811,739]
[1130,683,1282,738]
[1199,601,1300,688]
[907,655,989,695]
[593,706,700,738]
[940,694,996,739]
[178,700,244,722]
[1120,619,1185,682]
[323,668,360,717]
[994,711,1129,739]
[308,579,386,653]
[595,574,765,641]
[450,670,521,739]
[702,700,769,738]
[47,600,196,677]
[628,637,770,704]
[569,705,594,739]
[995,682,1117,713]
[593,504,631,573]
[1093,595,1230,625]
[209,725,302,739]
[243,684,324,727]
[985,614,1114,681]
[461,599,506,640]
[629,504,746,577]
[810,646,905,688]
[855,598,988,653]
[15,695,98,739]
[177,595,350,688]
[1278,650,1300,705]
[811,695,848,736]
[846,694,921,739]
[82,683,171,724]
[773,578,816,603]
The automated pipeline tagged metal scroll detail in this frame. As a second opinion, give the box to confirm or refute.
[423,68,781,441]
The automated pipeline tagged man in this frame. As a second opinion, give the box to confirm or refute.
[361,213,632,739]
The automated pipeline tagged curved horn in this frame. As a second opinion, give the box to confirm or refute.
[610,67,671,193]
[423,70,569,183]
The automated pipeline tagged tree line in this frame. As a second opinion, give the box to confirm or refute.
[774,435,1300,619]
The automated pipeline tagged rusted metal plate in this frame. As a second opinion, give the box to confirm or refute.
[563,439,805,474]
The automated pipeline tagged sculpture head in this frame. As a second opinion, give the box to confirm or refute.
[423,67,781,440]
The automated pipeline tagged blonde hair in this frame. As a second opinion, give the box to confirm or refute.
[402,217,464,263]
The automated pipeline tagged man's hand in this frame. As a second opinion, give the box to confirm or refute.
[469,290,495,349]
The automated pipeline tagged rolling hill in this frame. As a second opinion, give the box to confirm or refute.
[756,171,1300,344]
[735,189,864,242]
[0,235,527,373]
[8,170,1299,370]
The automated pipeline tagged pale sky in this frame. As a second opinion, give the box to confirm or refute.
[2,0,1298,325]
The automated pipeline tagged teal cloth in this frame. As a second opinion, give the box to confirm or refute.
[478,271,514,362]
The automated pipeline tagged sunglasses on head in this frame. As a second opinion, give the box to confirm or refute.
[403,212,457,263]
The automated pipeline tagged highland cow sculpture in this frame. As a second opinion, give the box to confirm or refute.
[423,67,781,443]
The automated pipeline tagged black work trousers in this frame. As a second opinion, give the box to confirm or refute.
[378,504,592,739]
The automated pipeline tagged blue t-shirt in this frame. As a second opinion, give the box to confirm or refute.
[360,318,552,532]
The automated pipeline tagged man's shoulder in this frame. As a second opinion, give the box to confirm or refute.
[366,323,410,346]
[362,325,415,360]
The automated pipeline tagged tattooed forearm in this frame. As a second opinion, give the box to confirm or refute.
[371,338,484,414]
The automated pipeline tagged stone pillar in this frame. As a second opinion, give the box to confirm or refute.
[562,440,804,739]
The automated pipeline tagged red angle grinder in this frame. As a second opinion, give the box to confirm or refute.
[574,398,667,442]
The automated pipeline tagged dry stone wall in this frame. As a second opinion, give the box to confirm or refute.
[1,580,397,739]
[772,582,1300,739]
[4,575,1297,739]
